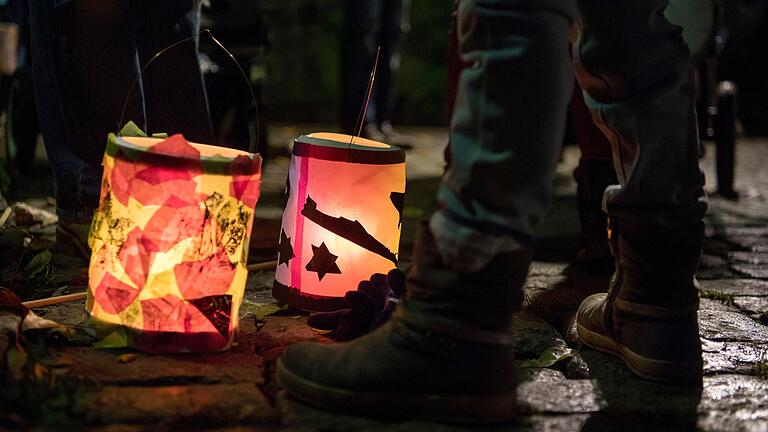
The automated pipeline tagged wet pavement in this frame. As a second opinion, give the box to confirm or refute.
[1,127,767,431]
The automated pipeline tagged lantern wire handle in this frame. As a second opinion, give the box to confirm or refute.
[117,29,260,153]
[349,46,381,149]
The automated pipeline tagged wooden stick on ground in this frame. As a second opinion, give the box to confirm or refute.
[22,292,87,308]
[19,261,278,308]
[246,260,277,272]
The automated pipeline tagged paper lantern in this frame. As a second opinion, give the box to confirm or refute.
[87,130,261,353]
[273,133,405,311]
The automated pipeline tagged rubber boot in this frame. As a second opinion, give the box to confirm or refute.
[576,218,704,384]
[277,222,531,423]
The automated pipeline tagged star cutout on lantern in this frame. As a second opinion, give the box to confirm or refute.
[305,242,341,281]
[278,229,295,266]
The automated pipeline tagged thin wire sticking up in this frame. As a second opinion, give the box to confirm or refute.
[349,46,382,149]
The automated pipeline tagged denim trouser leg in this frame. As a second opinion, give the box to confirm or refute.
[574,0,707,227]
[31,1,141,222]
[30,0,210,223]
[431,0,577,272]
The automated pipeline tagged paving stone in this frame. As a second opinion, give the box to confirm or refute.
[527,262,569,277]
[722,235,768,252]
[699,298,741,313]
[518,367,566,385]
[698,278,768,296]
[698,309,768,342]
[734,296,768,315]
[35,301,87,326]
[718,226,768,237]
[699,253,727,269]
[731,264,768,279]
[507,311,569,360]
[279,392,498,432]
[728,251,768,265]
[698,375,768,432]
[703,238,737,256]
[63,348,264,386]
[702,339,768,375]
[695,267,737,279]
[73,383,274,427]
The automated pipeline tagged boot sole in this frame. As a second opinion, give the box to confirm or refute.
[276,358,517,424]
[577,322,702,384]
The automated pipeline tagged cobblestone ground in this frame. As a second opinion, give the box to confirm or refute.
[1,128,767,431]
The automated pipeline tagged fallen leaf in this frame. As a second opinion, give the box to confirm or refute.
[23,250,52,280]
[520,345,577,368]
[240,300,287,321]
[118,353,137,364]
[93,330,128,349]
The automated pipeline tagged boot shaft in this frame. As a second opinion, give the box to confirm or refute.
[608,217,703,307]
[403,222,531,333]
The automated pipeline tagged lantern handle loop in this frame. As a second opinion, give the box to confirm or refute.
[349,46,381,149]
[117,29,260,152]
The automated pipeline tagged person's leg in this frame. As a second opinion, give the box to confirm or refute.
[277,0,576,422]
[30,0,144,246]
[574,0,707,383]
[372,0,401,126]
[134,0,212,142]
[570,79,616,273]
[340,0,381,135]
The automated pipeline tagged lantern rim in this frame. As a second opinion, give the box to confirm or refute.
[107,134,262,174]
[114,135,258,161]
[294,133,405,165]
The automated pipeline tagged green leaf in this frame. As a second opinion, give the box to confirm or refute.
[118,121,148,137]
[151,133,169,138]
[240,300,288,321]
[520,345,577,368]
[93,330,128,349]
[23,249,52,280]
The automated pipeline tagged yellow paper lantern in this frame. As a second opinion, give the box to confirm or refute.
[87,132,261,352]
[273,133,406,311]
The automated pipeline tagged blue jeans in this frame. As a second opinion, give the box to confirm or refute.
[30,0,212,222]
[433,0,707,272]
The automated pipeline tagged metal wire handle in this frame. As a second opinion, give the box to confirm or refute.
[117,29,260,152]
[348,46,381,149]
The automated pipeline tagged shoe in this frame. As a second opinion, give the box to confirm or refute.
[361,123,388,143]
[573,159,617,275]
[277,222,531,423]
[576,218,704,384]
[379,122,413,150]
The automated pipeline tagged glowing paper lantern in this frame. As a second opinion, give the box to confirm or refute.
[87,130,261,352]
[273,133,405,311]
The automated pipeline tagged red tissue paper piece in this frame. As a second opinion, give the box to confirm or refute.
[149,134,201,159]
[110,135,205,208]
[118,227,155,290]
[174,247,237,300]
[137,294,230,353]
[93,272,141,314]
[141,199,206,252]
[229,155,261,208]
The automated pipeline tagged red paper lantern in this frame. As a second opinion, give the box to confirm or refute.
[273,133,406,311]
